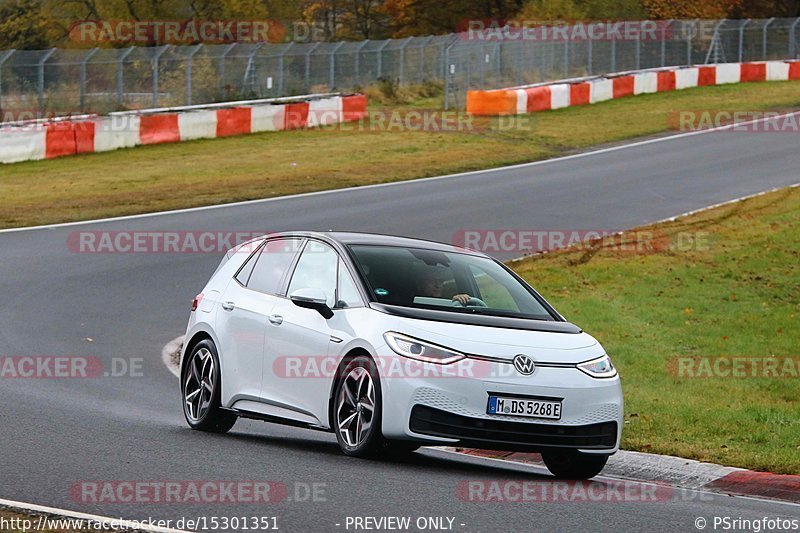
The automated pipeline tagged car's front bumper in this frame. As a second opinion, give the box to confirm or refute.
[409,405,618,452]
[379,354,623,454]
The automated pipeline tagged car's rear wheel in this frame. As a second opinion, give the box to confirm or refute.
[333,356,385,457]
[541,450,609,479]
[182,339,237,433]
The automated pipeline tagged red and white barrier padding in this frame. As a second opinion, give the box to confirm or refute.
[467,60,800,116]
[0,94,368,164]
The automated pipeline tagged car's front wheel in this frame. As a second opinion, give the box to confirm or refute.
[182,339,237,433]
[333,356,385,457]
[541,450,609,479]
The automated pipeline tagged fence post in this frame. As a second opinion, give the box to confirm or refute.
[37,48,56,112]
[116,47,135,108]
[791,18,800,57]
[611,30,617,72]
[419,36,434,83]
[0,50,14,114]
[218,42,237,95]
[79,48,98,113]
[762,17,774,59]
[443,38,456,110]
[243,42,265,96]
[304,42,320,92]
[686,20,697,65]
[474,39,483,87]
[564,35,570,77]
[376,39,390,79]
[587,22,594,74]
[714,20,726,62]
[661,20,673,67]
[277,42,293,95]
[329,41,344,90]
[739,19,750,63]
[440,40,447,82]
[397,37,413,85]
[185,44,202,106]
[496,41,503,85]
[354,40,369,85]
[151,45,169,107]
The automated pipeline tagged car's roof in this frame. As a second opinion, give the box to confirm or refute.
[273,231,486,257]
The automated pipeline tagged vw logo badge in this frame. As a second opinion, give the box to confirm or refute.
[513,354,535,375]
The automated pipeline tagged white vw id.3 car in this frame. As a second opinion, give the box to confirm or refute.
[180,232,622,479]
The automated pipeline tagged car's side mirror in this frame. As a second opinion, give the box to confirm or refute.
[289,288,334,319]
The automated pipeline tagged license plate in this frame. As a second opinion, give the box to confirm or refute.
[487,395,562,420]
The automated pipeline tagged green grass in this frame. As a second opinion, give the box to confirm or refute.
[1,81,800,228]
[511,185,800,474]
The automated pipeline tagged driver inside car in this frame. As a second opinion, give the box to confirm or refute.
[414,263,472,305]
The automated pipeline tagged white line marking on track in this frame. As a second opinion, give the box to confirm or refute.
[2,110,799,235]
[504,181,800,263]
[0,498,191,532]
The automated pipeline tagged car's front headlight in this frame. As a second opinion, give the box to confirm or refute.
[577,354,617,378]
[383,332,465,365]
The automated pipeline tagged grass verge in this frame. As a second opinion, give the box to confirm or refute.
[512,185,800,474]
[1,81,800,228]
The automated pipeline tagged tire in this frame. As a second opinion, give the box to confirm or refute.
[333,356,385,457]
[181,339,237,433]
[541,450,609,479]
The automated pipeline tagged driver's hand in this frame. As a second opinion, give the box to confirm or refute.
[452,294,471,305]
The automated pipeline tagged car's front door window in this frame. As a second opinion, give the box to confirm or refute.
[287,241,338,307]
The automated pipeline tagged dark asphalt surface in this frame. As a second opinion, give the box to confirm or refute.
[1,125,799,532]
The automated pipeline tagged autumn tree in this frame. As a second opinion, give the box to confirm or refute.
[0,0,50,49]
[641,0,743,19]
[384,0,524,37]
[733,0,800,16]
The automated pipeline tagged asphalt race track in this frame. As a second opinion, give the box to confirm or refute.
[1,124,799,532]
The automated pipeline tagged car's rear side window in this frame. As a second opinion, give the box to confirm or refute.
[234,241,264,286]
[246,238,303,295]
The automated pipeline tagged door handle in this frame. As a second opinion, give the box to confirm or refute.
[221,301,235,311]
[268,314,283,326]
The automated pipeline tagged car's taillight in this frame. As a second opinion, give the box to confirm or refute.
[191,293,203,312]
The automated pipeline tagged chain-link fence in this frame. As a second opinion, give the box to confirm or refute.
[1,18,798,117]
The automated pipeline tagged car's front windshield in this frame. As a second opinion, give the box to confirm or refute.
[347,245,556,321]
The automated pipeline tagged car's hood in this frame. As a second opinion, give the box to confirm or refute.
[384,314,604,364]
